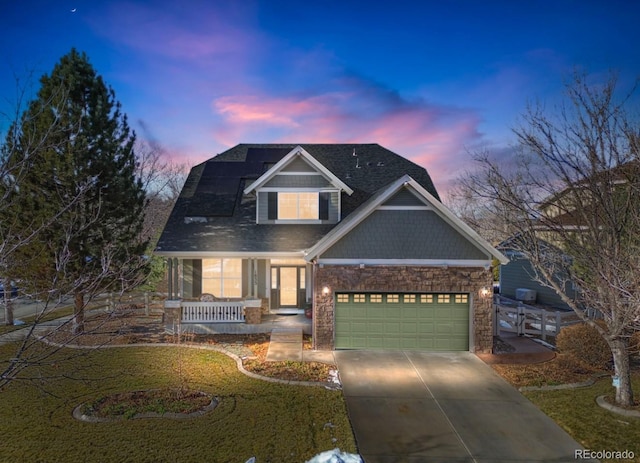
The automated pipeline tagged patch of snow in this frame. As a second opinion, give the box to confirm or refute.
[499,320,513,329]
[528,322,558,333]
[530,337,556,350]
[13,319,25,326]
[305,448,363,463]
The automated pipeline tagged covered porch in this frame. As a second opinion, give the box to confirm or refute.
[162,255,314,333]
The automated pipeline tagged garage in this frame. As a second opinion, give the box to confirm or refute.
[334,292,470,350]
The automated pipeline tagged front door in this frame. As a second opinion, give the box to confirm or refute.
[271,266,306,309]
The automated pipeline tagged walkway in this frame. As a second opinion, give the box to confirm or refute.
[266,327,303,361]
[477,332,557,364]
[265,327,335,364]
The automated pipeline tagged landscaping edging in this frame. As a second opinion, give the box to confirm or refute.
[519,374,640,419]
[596,395,640,419]
[37,337,341,389]
[519,378,596,392]
[73,393,219,422]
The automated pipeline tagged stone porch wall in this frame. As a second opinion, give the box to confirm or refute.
[313,265,494,352]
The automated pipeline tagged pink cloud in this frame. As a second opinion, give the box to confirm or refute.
[210,80,484,194]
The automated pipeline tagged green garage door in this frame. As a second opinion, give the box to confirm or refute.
[335,293,470,350]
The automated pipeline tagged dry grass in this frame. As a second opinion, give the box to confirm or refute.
[491,353,606,388]
[521,373,640,463]
[83,389,213,419]
[491,353,640,463]
[0,343,356,463]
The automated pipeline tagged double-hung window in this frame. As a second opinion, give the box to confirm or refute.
[265,191,331,222]
[278,192,319,220]
[202,258,242,297]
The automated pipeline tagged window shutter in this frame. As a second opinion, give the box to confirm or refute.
[319,192,330,220]
[268,192,278,220]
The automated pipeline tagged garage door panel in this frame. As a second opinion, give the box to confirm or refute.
[385,322,401,334]
[335,292,469,351]
[436,323,453,334]
[402,306,418,318]
[367,322,385,337]
[416,322,434,334]
[367,306,386,318]
[401,322,418,334]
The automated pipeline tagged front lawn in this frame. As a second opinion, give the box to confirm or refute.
[0,343,356,463]
[491,356,640,463]
[522,374,640,463]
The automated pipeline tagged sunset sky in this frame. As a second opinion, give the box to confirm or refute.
[1,0,639,195]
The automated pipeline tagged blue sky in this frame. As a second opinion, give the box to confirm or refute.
[1,0,639,195]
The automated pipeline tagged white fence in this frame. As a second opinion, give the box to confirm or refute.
[494,296,583,341]
[181,301,245,323]
[98,292,156,315]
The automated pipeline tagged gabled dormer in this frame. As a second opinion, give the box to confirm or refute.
[244,146,353,224]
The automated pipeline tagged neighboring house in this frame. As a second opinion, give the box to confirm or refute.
[155,144,507,352]
[499,163,639,309]
[498,247,576,310]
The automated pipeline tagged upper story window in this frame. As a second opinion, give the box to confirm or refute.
[265,191,331,222]
[278,192,319,220]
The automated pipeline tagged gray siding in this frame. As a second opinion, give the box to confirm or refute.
[257,191,269,223]
[382,188,426,206]
[257,190,340,224]
[500,254,575,309]
[282,156,316,172]
[263,174,332,188]
[321,210,489,260]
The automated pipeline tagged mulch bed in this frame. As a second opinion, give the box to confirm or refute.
[82,389,214,419]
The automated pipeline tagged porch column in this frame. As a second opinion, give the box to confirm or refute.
[252,258,258,298]
[167,258,174,299]
[173,258,180,299]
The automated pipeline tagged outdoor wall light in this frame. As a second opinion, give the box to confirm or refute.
[480,287,491,297]
[322,286,330,295]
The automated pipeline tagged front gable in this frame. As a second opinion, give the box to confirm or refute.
[305,175,508,266]
[244,146,354,195]
[319,209,489,260]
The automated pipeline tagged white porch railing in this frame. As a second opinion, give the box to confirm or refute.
[181,301,245,323]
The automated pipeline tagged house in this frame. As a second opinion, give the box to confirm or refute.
[498,161,640,309]
[155,144,508,352]
[498,238,576,310]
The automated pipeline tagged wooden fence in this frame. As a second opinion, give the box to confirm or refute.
[91,291,157,316]
[494,295,584,341]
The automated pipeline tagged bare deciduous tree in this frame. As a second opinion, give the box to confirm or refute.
[459,72,640,406]
[134,126,188,245]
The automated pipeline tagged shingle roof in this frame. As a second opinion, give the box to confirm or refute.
[155,143,441,254]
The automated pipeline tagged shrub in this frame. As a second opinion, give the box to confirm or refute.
[556,322,611,370]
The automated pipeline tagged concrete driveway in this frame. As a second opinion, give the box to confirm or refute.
[335,350,596,463]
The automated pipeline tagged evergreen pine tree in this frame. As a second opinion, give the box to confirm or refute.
[3,49,148,333]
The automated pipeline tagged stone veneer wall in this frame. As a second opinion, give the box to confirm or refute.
[313,265,494,352]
